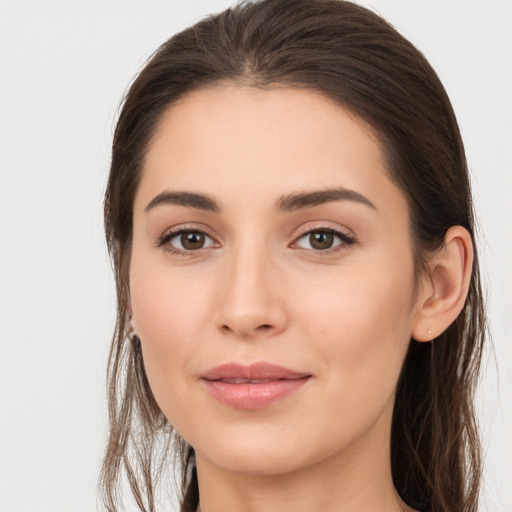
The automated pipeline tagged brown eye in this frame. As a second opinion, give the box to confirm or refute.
[309,231,334,250]
[162,229,216,252]
[294,228,354,252]
[180,231,206,250]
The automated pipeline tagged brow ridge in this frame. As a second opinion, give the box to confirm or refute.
[274,187,377,213]
[144,187,376,214]
[145,191,220,212]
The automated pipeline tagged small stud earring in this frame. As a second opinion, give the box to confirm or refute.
[428,330,432,335]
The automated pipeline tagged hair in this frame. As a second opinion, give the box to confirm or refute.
[100,1,487,511]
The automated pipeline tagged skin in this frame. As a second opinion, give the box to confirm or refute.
[129,85,473,512]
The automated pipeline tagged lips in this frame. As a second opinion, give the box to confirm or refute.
[201,362,312,409]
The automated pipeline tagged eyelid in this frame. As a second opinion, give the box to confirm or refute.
[292,222,355,240]
[158,222,217,239]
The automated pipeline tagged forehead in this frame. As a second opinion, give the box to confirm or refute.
[136,85,406,219]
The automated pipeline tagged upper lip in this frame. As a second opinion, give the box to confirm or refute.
[201,362,311,381]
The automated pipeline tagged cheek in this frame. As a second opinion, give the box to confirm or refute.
[129,259,215,411]
[284,262,415,453]
[130,247,213,339]
[298,259,415,389]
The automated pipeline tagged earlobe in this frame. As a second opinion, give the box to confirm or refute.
[412,226,473,342]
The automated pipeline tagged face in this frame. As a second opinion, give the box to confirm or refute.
[130,85,424,477]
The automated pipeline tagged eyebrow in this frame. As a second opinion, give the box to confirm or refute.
[145,191,220,212]
[144,187,377,213]
[274,187,377,213]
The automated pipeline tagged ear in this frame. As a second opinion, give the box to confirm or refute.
[130,314,137,333]
[412,226,474,342]
[128,301,137,333]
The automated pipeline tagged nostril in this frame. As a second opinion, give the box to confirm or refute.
[220,323,273,335]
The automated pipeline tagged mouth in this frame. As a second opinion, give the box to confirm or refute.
[200,362,312,409]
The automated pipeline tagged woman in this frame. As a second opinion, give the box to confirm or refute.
[100,1,486,511]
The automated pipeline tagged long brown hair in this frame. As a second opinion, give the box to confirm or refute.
[100,1,486,511]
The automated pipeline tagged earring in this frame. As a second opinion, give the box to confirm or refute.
[132,334,141,348]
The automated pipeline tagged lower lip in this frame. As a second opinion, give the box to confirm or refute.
[202,378,310,409]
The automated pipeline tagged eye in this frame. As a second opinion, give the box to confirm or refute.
[160,229,216,252]
[294,228,355,251]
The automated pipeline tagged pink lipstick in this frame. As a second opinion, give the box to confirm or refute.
[201,362,311,409]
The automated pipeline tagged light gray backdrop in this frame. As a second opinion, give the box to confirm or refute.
[0,1,510,511]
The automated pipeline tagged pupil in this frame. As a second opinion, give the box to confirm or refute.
[181,231,204,250]
[310,231,333,250]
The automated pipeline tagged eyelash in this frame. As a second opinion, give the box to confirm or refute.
[157,225,357,257]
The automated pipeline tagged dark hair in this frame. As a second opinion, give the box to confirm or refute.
[101,1,486,511]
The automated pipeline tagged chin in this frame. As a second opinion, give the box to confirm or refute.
[190,420,350,478]
[182,420,306,475]
[203,444,309,476]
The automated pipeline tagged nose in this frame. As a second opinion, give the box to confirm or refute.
[213,242,288,340]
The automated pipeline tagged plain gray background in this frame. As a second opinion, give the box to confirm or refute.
[0,1,510,511]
